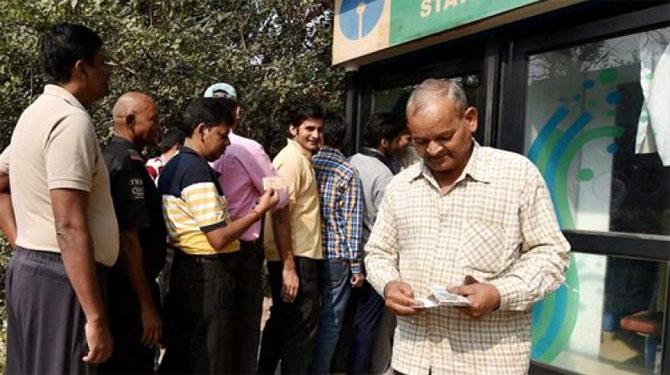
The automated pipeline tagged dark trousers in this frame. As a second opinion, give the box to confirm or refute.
[258,257,320,374]
[98,271,160,375]
[338,281,386,374]
[159,250,235,374]
[6,247,107,375]
[231,240,264,374]
[159,245,263,374]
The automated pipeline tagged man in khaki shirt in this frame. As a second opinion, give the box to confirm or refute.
[259,104,324,374]
[0,23,117,373]
[364,79,570,374]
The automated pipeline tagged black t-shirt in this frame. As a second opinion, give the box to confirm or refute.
[103,136,167,280]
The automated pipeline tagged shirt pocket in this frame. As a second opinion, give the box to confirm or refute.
[458,220,507,279]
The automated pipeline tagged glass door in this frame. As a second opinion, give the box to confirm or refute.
[502,7,670,374]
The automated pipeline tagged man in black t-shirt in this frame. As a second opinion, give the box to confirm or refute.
[101,92,167,374]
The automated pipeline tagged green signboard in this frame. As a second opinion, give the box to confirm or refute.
[390,0,541,46]
[333,0,549,64]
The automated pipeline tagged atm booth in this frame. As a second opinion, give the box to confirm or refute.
[332,1,670,373]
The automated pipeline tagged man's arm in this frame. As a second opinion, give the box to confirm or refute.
[244,144,289,209]
[271,205,299,302]
[476,166,570,312]
[343,173,364,285]
[118,229,161,346]
[364,183,420,316]
[51,189,112,364]
[0,170,16,246]
[270,159,302,302]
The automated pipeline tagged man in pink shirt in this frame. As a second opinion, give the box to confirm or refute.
[205,83,289,373]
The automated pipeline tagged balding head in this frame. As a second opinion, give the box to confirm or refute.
[406,79,468,118]
[112,92,160,147]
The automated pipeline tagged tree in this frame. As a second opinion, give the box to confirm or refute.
[0,1,343,368]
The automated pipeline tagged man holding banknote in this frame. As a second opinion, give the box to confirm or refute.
[364,78,570,374]
[204,83,288,374]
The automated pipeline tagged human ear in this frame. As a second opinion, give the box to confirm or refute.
[73,59,88,79]
[289,125,298,137]
[464,107,478,133]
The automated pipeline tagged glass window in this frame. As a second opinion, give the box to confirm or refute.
[372,73,481,114]
[532,253,667,374]
[523,27,670,235]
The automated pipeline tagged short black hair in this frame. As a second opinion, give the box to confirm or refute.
[323,112,347,148]
[181,98,234,137]
[158,128,185,154]
[218,96,240,111]
[42,23,103,83]
[363,112,406,148]
[288,104,326,129]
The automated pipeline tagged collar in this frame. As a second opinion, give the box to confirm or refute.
[43,84,87,112]
[361,147,385,158]
[317,146,345,159]
[179,146,220,177]
[179,146,204,160]
[411,140,491,185]
[110,135,137,149]
[360,147,393,170]
[287,138,314,160]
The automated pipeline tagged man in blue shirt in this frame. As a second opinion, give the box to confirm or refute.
[310,113,364,374]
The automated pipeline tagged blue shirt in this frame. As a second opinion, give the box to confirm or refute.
[313,146,363,273]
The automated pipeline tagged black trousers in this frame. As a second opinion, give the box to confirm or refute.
[258,257,320,374]
[5,247,107,375]
[98,270,160,375]
[231,240,264,374]
[159,245,262,374]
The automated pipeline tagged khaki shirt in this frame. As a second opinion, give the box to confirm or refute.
[365,143,570,374]
[264,138,323,261]
[3,85,119,266]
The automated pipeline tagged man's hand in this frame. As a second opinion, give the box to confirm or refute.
[383,280,422,316]
[448,282,501,318]
[350,272,365,288]
[82,320,113,364]
[140,306,162,347]
[281,263,300,302]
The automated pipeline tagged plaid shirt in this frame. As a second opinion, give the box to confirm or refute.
[313,146,363,273]
[365,142,570,374]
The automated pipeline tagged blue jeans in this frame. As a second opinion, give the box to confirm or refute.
[311,258,352,374]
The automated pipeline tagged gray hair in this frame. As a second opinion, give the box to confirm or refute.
[406,78,468,116]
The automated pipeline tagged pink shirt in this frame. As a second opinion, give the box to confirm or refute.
[212,132,288,242]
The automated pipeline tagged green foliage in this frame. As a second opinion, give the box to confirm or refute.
[0,0,343,367]
[0,0,344,151]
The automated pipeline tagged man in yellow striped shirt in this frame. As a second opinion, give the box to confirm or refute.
[158,98,278,373]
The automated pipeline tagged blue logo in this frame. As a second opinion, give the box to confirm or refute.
[339,0,385,40]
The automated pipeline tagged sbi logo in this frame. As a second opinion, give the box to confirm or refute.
[339,0,385,40]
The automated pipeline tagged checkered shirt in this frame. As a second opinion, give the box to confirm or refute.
[313,146,363,273]
[364,142,570,374]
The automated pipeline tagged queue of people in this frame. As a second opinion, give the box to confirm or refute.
[0,22,570,375]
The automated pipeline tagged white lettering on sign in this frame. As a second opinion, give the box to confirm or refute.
[420,0,469,18]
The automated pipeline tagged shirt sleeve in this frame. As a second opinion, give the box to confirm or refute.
[181,181,228,232]
[274,156,302,210]
[0,144,10,173]
[45,113,98,191]
[489,164,571,311]
[112,160,150,232]
[343,172,363,274]
[364,181,401,296]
